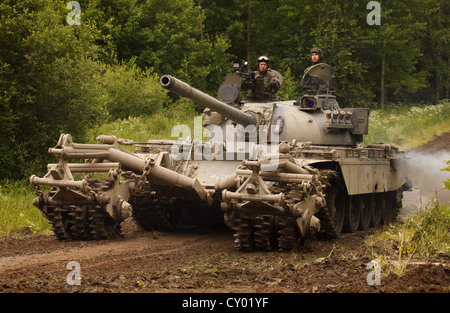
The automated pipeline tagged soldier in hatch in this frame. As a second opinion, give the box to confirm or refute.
[309,47,323,65]
[301,47,335,93]
[242,56,281,101]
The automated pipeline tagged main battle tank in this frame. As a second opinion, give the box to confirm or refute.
[30,62,410,251]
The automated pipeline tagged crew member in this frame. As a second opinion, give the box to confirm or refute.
[309,47,323,64]
[243,56,280,101]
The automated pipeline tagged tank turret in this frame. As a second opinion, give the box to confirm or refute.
[160,69,369,147]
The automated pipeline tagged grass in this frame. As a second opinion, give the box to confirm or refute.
[365,159,450,276]
[363,100,450,150]
[0,180,51,237]
[365,200,450,276]
[86,100,203,145]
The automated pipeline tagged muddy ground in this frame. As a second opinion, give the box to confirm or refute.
[0,134,449,301]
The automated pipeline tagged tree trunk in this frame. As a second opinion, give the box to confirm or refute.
[380,50,386,109]
[447,54,450,99]
[246,0,251,64]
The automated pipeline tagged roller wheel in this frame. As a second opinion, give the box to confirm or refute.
[372,193,384,227]
[360,194,374,230]
[343,195,362,233]
[325,184,346,234]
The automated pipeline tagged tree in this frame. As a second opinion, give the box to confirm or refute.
[0,0,105,179]
[415,0,449,103]
[85,0,232,96]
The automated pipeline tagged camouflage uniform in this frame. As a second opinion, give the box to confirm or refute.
[243,56,281,101]
[248,69,280,100]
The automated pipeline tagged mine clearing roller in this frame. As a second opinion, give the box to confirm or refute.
[30,62,411,251]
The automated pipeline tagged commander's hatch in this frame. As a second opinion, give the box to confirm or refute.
[301,63,336,93]
[297,63,338,111]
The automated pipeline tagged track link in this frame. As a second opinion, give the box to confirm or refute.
[40,179,122,240]
[46,204,122,240]
[130,191,172,231]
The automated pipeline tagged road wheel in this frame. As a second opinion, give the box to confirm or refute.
[343,195,362,233]
[372,193,384,227]
[360,194,374,230]
[325,184,346,234]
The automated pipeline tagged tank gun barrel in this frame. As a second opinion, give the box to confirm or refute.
[160,75,257,127]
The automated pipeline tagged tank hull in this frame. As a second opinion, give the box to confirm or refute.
[30,134,408,250]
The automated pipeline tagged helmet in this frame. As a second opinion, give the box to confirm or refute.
[256,55,270,67]
[256,56,270,74]
[310,47,323,63]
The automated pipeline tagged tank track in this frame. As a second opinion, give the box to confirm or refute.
[42,179,122,240]
[47,204,122,240]
[229,179,335,251]
[130,190,172,231]
[229,186,403,252]
[231,213,310,252]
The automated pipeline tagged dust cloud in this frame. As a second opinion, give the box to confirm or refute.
[399,150,450,219]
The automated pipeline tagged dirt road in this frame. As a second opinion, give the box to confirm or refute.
[1,134,449,298]
[1,216,448,295]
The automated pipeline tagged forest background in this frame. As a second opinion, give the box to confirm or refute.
[0,0,448,180]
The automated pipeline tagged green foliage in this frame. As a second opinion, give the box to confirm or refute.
[88,99,200,144]
[405,201,450,257]
[367,200,450,262]
[443,160,450,191]
[363,100,450,150]
[98,60,167,120]
[276,65,299,101]
[0,180,50,237]
[85,0,232,95]
[0,0,106,179]
[365,159,450,274]
[207,0,447,107]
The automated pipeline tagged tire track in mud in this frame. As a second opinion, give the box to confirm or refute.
[1,222,449,293]
[0,226,235,290]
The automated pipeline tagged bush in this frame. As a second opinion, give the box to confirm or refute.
[88,99,200,144]
[98,60,168,120]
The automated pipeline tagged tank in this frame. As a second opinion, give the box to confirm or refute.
[29,63,410,251]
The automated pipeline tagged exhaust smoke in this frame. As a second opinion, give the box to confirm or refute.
[399,149,450,219]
